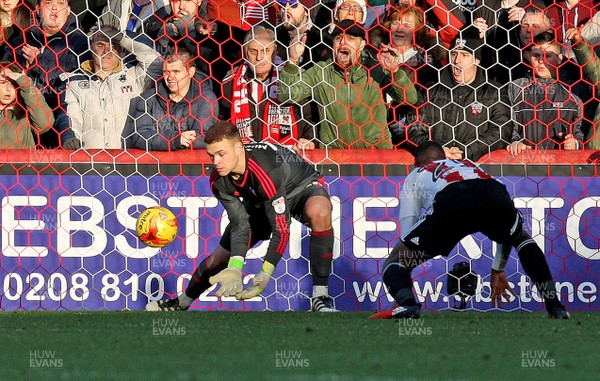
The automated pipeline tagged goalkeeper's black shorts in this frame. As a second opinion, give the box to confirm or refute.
[219,182,330,251]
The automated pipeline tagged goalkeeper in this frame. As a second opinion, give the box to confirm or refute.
[146,121,337,312]
[374,141,569,319]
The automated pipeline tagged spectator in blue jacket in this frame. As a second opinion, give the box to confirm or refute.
[16,0,90,148]
[122,48,218,151]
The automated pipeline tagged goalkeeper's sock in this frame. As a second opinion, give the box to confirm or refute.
[178,293,194,309]
[382,262,416,306]
[313,285,329,298]
[514,232,558,304]
[309,228,334,287]
[184,257,227,301]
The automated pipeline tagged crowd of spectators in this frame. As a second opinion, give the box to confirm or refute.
[0,0,598,158]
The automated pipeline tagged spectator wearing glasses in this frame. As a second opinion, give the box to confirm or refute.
[221,25,315,150]
[275,0,330,68]
[331,0,366,28]
[371,5,446,151]
[324,0,367,48]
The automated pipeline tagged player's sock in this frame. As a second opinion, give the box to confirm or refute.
[178,293,194,309]
[309,228,334,289]
[382,262,416,306]
[184,257,227,303]
[514,232,559,305]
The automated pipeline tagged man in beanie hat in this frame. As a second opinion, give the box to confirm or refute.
[279,19,418,149]
[409,27,512,161]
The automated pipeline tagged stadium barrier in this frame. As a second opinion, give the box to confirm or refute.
[0,148,598,312]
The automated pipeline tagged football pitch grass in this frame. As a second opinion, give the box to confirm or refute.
[0,311,598,381]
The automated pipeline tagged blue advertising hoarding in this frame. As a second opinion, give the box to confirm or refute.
[0,169,598,312]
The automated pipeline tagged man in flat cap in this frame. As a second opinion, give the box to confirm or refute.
[410,27,512,161]
[278,19,418,149]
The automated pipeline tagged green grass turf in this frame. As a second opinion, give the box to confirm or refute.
[0,311,598,381]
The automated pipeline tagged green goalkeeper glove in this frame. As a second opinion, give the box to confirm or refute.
[236,262,275,300]
[209,256,244,297]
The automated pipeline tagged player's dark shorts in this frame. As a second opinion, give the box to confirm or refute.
[219,181,330,250]
[402,179,521,259]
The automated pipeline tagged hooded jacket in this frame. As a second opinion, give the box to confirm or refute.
[279,56,418,149]
[123,73,218,151]
[64,35,162,149]
[410,67,512,161]
[0,75,54,149]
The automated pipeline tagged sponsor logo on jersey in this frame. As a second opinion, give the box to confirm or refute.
[410,237,420,245]
[78,81,90,89]
[272,196,286,214]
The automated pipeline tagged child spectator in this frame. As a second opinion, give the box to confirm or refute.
[0,63,54,149]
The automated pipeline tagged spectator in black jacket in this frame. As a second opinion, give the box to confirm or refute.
[507,32,584,154]
[144,0,217,78]
[275,0,330,68]
[15,0,90,148]
[123,48,218,151]
[410,30,512,161]
[0,0,34,62]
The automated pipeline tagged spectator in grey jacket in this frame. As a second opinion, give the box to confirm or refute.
[123,48,218,151]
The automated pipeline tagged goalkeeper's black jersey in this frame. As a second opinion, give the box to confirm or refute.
[210,142,321,259]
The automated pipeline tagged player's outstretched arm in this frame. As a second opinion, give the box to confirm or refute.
[490,242,516,308]
[237,262,276,300]
[490,269,517,308]
[209,256,244,297]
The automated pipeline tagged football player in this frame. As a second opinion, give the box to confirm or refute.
[373,140,570,319]
[146,121,337,312]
